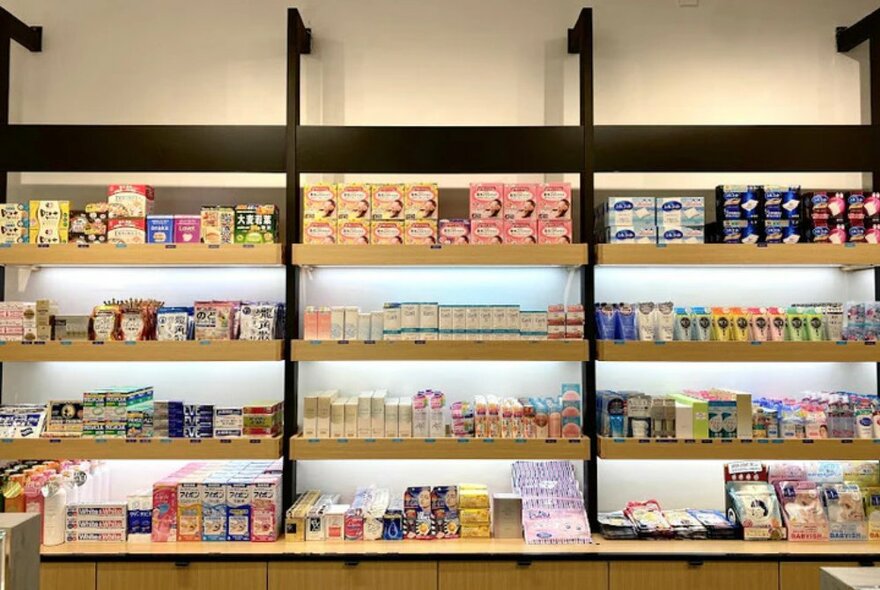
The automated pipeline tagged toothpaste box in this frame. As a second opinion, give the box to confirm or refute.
[471,219,504,244]
[303,219,337,244]
[107,184,155,217]
[226,479,252,541]
[173,215,201,244]
[469,183,504,219]
[657,197,705,226]
[657,226,704,244]
[405,183,439,220]
[504,220,537,244]
[371,221,404,244]
[29,200,70,244]
[605,226,656,244]
[338,183,371,220]
[337,220,370,244]
[404,220,437,245]
[503,183,538,221]
[538,219,572,244]
[201,481,227,541]
[538,183,572,220]
[303,184,338,220]
[438,219,470,244]
[602,197,655,227]
[147,215,175,244]
[371,184,405,220]
[0,203,28,244]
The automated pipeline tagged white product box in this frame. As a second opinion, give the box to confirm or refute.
[602,197,656,227]
[419,303,439,340]
[383,304,400,341]
[479,306,494,341]
[504,306,520,340]
[330,307,345,340]
[371,390,387,437]
[357,313,371,341]
[520,311,549,340]
[606,226,656,244]
[412,397,429,438]
[657,225,704,244]
[344,398,358,438]
[323,504,349,542]
[398,398,413,437]
[657,197,705,226]
[357,391,373,438]
[370,311,384,341]
[330,399,345,438]
[317,390,337,438]
[438,306,454,340]
[302,393,318,437]
[400,303,420,341]
[465,307,481,341]
[343,307,359,340]
[384,398,399,437]
[452,306,468,341]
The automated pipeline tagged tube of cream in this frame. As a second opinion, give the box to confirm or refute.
[673,307,693,341]
[749,307,769,341]
[691,307,712,341]
[636,302,656,341]
[655,302,674,342]
[615,304,637,341]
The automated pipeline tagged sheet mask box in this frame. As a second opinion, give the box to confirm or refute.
[303,184,338,220]
[338,183,371,220]
[357,313,371,340]
[173,215,201,244]
[371,221,404,244]
[492,493,523,538]
[538,219,572,244]
[657,226,704,244]
[371,390,387,437]
[405,183,439,220]
[29,200,70,244]
[302,394,318,437]
[234,204,278,244]
[343,307,359,340]
[370,311,384,340]
[398,398,413,437]
[439,218,470,244]
[383,303,401,340]
[470,183,504,219]
[603,197,656,227]
[338,220,370,244]
[344,398,358,437]
[200,206,235,244]
[538,182,572,220]
[0,203,28,243]
[503,183,538,221]
[107,218,146,244]
[419,303,439,340]
[471,219,504,244]
[330,399,345,438]
[107,184,155,217]
[657,197,705,226]
[303,219,336,244]
[606,226,656,244]
[357,392,373,438]
[404,220,437,245]
[317,391,337,438]
[146,215,175,244]
[385,398,400,437]
[371,184,405,220]
[400,303,420,341]
[504,220,538,244]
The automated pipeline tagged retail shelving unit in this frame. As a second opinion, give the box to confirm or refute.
[598,437,880,461]
[291,244,588,266]
[289,340,588,361]
[0,435,284,460]
[597,243,880,267]
[595,341,880,362]
[0,340,284,362]
[0,243,283,266]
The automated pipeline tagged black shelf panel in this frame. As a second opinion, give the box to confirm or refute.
[296,125,585,173]
[0,125,286,173]
[594,125,875,172]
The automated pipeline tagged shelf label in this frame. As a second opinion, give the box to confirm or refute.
[125,439,138,444]
[414,340,426,345]
[750,341,762,346]
[189,439,203,444]
[208,244,220,250]
[92,341,105,346]
[457,439,470,444]
[0,439,11,444]
[652,341,666,346]
[124,341,136,346]
[720,439,733,444]
[700,439,713,444]
[164,245,177,249]
[0,342,5,346]
[514,438,527,444]
[60,340,72,346]
[481,438,494,444]
[94,439,107,444]
[845,243,856,248]
[424,438,436,444]
[841,439,853,444]
[430,244,442,250]
[613,340,626,345]
[48,439,61,444]
[656,439,675,444]
[33,341,46,346]
[771,439,784,444]
[655,243,667,249]
[544,439,558,444]
[248,439,261,445]
[159,439,172,444]
[364,438,376,443]
[243,244,255,249]
[612,438,625,443]
[683,439,696,444]
[740,440,753,444]
[220,439,232,444]
[0,243,10,249]
[835,341,848,346]
[637,439,651,444]
[756,439,769,444]
[337,340,349,345]
[198,340,212,346]
[364,340,376,345]
[866,341,877,346]
[757,243,768,249]
[336,438,348,444]
[307,438,320,443]
[802,439,815,444]
[77,244,89,249]
[115,243,127,249]
[391,438,403,443]
[37,244,49,249]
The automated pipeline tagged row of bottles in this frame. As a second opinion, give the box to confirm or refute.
[1,459,110,546]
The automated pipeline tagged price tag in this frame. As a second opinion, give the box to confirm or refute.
[115,243,127,249]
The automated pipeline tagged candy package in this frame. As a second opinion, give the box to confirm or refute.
[821,483,868,541]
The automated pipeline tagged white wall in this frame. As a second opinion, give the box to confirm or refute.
[3,0,878,509]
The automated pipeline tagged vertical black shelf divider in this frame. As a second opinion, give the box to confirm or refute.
[0,10,42,404]
[284,7,311,508]
[568,7,597,526]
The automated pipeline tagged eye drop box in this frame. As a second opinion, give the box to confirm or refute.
[317,391,337,438]
[343,307,359,340]
[344,398,358,438]
[385,398,400,437]
[176,480,203,542]
[201,481,227,541]
[330,399,345,438]
[419,303,439,340]
[338,183,371,220]
[284,490,321,542]
[371,390,387,437]
[657,197,705,226]
[303,184,338,221]
[107,184,155,217]
[357,392,373,438]
[383,303,401,341]
[304,494,340,541]
[470,219,504,244]
[400,303,420,341]
[602,197,656,227]
[398,398,413,437]
[470,183,504,219]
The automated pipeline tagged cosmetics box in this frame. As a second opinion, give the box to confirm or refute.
[605,226,656,244]
[303,219,336,244]
[602,197,655,227]
[538,183,572,220]
[439,219,470,244]
[503,183,538,221]
[469,183,504,219]
[657,225,704,244]
[400,303,420,341]
[419,303,439,340]
[343,307,359,340]
[492,493,523,539]
[370,311,383,340]
[200,205,235,244]
[405,183,439,220]
[330,399,345,438]
[371,221,404,244]
[371,390,387,438]
[302,394,318,437]
[383,303,401,340]
[657,197,705,226]
[384,398,399,437]
[357,392,372,438]
[398,398,413,438]
[317,391,337,438]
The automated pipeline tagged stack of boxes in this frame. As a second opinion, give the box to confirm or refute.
[715,185,802,244]
[0,299,58,342]
[547,304,585,340]
[29,200,70,244]
[126,490,153,542]
[82,387,154,438]
[459,484,491,538]
[243,401,283,438]
[0,203,28,243]
[600,196,705,244]
[105,184,154,244]
[65,502,128,543]
[464,182,572,245]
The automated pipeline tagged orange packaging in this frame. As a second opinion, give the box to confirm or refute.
[371,184,405,220]
[303,220,336,244]
[404,220,437,245]
[338,183,371,220]
[371,221,404,244]
[405,183,439,220]
[338,220,370,245]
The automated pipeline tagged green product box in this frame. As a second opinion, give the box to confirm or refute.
[234,204,278,244]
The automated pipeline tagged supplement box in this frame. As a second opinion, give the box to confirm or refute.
[234,204,278,244]
[404,183,439,220]
[338,220,370,244]
[371,221,404,244]
[146,215,175,244]
[107,218,146,244]
[503,183,538,221]
[338,183,371,220]
[200,205,235,244]
[538,219,572,244]
[438,219,470,244]
[107,184,155,217]
[469,183,504,219]
[537,182,572,220]
[173,215,201,244]
[404,220,437,245]
[303,184,338,220]
[371,184,405,220]
[303,219,336,244]
[470,219,504,244]
[29,200,70,244]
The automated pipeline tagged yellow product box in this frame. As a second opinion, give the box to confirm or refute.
[338,183,371,220]
[338,220,370,245]
[404,220,437,245]
[284,490,321,542]
[404,183,439,220]
[459,508,490,524]
[460,523,491,538]
[200,205,235,244]
[303,219,336,244]
[459,488,490,509]
[303,184,337,220]
[371,184,405,220]
[29,200,70,244]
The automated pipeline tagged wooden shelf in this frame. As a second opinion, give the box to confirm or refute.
[0,340,284,362]
[596,340,880,362]
[596,243,880,267]
[291,244,588,266]
[598,436,880,460]
[290,340,589,361]
[0,243,283,266]
[290,436,590,460]
[0,435,283,460]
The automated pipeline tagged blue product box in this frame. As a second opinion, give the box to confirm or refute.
[147,215,175,244]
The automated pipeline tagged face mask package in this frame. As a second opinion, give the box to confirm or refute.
[820,483,868,541]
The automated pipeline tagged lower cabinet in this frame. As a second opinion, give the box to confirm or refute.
[780,562,876,590]
[609,561,778,590]
[268,561,436,590]
[438,560,608,590]
[41,562,97,590]
[96,562,267,590]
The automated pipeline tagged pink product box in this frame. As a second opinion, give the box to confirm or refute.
[504,220,538,244]
[174,215,201,244]
[538,220,572,244]
[469,183,504,219]
[152,480,178,542]
[503,184,538,221]
[470,219,504,245]
[438,219,470,245]
[251,476,282,541]
[538,182,572,220]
